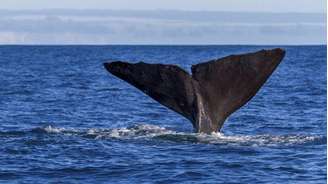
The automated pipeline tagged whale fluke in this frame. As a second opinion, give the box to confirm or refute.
[104,48,285,133]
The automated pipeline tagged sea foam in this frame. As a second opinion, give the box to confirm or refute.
[33,124,324,146]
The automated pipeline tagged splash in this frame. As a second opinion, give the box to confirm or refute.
[86,124,174,139]
[32,125,78,135]
[30,124,324,146]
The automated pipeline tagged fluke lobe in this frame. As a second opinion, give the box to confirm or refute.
[104,48,285,133]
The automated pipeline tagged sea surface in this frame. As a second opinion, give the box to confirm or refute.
[0,45,326,183]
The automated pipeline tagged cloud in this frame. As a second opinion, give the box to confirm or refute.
[0,10,325,44]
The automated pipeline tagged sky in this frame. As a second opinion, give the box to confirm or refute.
[1,0,326,12]
[0,0,326,45]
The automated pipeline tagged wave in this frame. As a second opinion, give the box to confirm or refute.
[1,124,325,146]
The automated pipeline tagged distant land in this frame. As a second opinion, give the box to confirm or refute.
[0,9,326,45]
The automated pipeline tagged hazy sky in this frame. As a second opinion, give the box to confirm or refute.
[1,0,326,13]
[0,1,326,44]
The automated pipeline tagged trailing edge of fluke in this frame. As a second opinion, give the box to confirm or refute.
[104,48,285,133]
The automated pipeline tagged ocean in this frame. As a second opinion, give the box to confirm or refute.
[0,45,326,183]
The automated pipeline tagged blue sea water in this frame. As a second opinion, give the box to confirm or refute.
[0,45,326,184]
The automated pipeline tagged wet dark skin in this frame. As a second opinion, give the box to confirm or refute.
[104,48,285,133]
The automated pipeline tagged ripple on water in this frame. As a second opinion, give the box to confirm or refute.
[0,45,326,183]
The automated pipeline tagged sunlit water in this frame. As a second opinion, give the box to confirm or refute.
[0,45,326,183]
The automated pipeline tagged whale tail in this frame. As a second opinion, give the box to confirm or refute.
[104,48,285,133]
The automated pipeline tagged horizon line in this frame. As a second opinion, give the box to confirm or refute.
[0,8,325,14]
[0,44,326,46]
